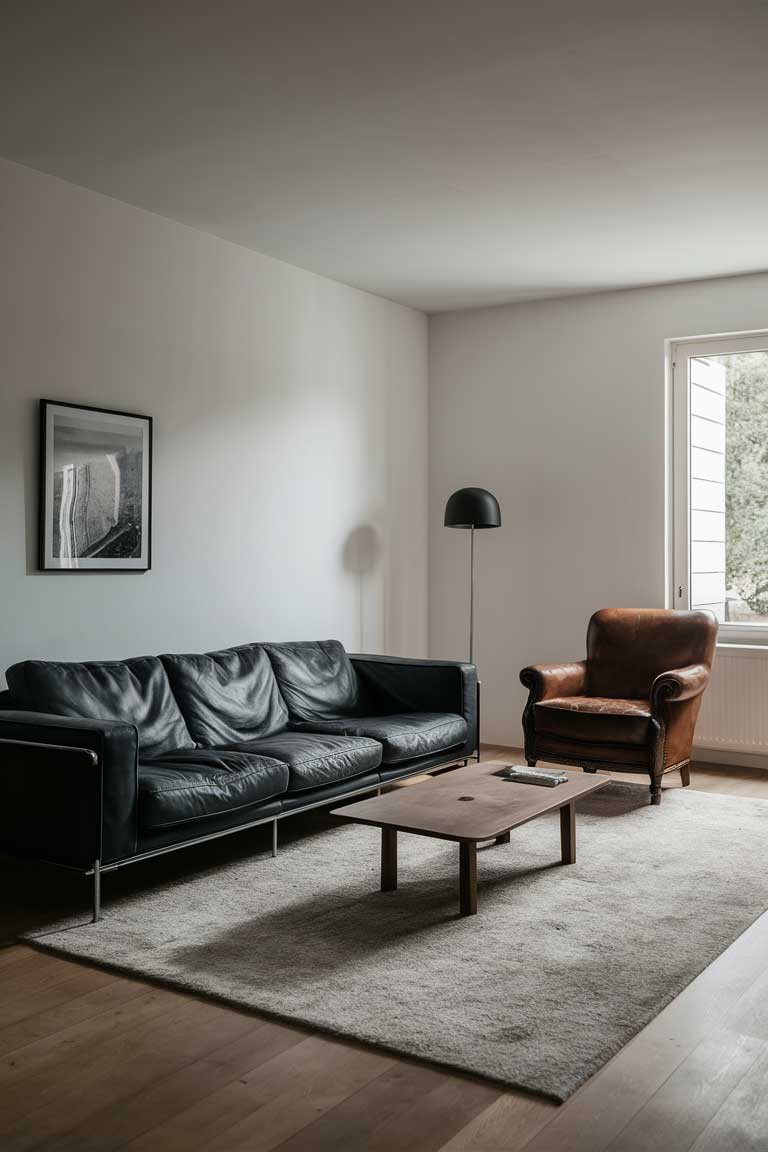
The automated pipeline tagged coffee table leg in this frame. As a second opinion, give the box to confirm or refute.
[495,831,511,845]
[381,828,397,891]
[459,842,477,916]
[560,801,576,864]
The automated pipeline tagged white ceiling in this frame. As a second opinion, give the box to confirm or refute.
[2,0,767,312]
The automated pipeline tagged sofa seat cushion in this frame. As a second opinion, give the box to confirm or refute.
[293,712,467,765]
[226,731,382,793]
[161,645,288,746]
[262,640,361,722]
[6,656,193,760]
[535,696,652,745]
[139,749,288,831]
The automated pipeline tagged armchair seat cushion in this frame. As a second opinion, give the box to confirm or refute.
[292,712,467,764]
[139,749,288,831]
[535,696,652,745]
[227,731,382,793]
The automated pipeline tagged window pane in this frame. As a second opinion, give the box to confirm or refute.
[690,351,768,626]
[691,383,725,423]
[691,478,725,513]
[691,415,725,454]
[691,510,725,542]
[691,446,723,482]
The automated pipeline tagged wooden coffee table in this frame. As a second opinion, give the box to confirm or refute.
[332,761,610,916]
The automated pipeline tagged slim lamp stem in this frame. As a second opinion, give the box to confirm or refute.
[469,525,475,666]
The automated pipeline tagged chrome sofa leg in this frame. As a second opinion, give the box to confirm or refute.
[92,859,101,923]
[272,819,278,858]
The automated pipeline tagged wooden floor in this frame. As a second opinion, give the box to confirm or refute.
[2,749,768,1151]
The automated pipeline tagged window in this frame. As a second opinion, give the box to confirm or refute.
[671,333,768,644]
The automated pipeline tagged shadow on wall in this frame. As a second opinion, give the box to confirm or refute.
[341,523,382,653]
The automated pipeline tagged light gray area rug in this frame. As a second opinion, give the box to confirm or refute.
[29,782,768,1101]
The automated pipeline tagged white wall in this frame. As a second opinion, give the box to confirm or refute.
[0,159,428,681]
[429,273,768,747]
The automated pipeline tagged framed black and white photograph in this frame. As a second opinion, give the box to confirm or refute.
[39,400,152,571]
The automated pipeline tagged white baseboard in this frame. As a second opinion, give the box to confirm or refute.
[693,745,768,772]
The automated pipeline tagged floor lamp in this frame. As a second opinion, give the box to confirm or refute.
[443,487,502,666]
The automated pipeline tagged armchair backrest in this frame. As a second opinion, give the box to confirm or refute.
[586,608,718,699]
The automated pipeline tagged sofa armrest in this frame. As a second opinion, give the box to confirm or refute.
[651,664,711,712]
[0,711,139,866]
[519,661,588,703]
[349,654,478,752]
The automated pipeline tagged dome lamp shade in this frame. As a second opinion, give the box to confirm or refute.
[444,487,501,529]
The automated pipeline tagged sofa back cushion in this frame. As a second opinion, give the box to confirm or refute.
[6,656,194,760]
[161,645,288,747]
[262,640,360,722]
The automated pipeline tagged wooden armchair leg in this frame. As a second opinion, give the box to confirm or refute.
[650,779,662,806]
[680,763,691,788]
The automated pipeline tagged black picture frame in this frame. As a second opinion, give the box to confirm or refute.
[38,399,153,572]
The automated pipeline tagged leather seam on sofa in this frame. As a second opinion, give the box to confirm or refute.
[306,720,463,740]
[382,738,464,764]
[365,719,462,738]
[264,743,381,768]
[142,792,286,830]
[141,767,283,796]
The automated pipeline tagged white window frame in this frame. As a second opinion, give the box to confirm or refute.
[670,331,768,647]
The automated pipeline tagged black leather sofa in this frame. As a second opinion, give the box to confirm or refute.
[0,640,477,920]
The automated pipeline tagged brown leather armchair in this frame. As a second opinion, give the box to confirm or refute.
[520,609,718,804]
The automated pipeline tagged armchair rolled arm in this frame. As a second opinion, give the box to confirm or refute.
[651,664,711,712]
[520,661,588,702]
[0,711,139,865]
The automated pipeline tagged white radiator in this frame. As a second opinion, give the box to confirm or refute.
[695,646,768,760]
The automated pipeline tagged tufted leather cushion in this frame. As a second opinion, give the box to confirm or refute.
[292,712,467,764]
[227,731,382,792]
[139,749,288,830]
[161,645,288,747]
[263,640,360,722]
[535,696,652,745]
[6,656,193,760]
